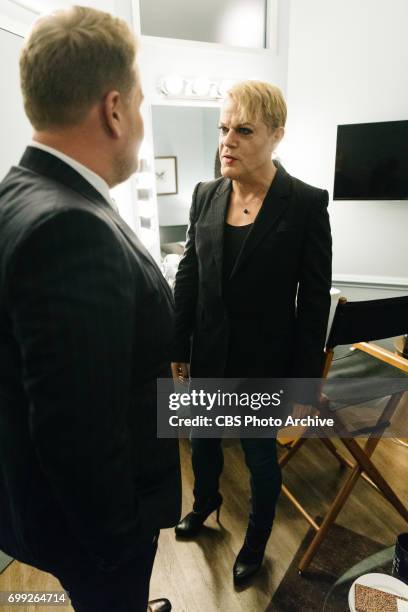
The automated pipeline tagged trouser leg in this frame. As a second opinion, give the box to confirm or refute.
[56,533,158,612]
[190,437,224,511]
[240,438,282,530]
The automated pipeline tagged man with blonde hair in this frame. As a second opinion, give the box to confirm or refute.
[0,6,179,611]
[173,79,332,583]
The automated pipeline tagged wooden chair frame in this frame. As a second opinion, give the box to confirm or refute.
[279,297,408,574]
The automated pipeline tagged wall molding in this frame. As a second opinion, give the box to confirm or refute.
[333,274,408,292]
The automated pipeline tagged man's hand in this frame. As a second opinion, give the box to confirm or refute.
[171,362,190,384]
[291,403,315,419]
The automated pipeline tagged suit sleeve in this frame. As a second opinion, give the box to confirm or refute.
[7,209,144,571]
[172,182,201,362]
[291,190,332,402]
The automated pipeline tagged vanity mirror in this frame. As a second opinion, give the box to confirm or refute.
[151,104,220,258]
[139,0,268,49]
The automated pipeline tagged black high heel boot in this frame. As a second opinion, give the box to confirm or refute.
[175,494,222,538]
[233,523,271,584]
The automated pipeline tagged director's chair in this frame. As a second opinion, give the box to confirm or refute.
[278,295,408,574]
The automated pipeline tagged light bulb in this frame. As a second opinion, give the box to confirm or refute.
[192,77,210,97]
[138,201,155,218]
[139,228,156,250]
[160,75,184,96]
[218,79,236,97]
[136,172,154,189]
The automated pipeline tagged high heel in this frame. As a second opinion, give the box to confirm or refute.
[175,494,222,538]
[233,523,271,585]
[216,505,221,522]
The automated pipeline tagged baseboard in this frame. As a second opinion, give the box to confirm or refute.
[333,274,408,292]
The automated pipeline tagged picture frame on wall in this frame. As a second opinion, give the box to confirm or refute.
[154,156,178,195]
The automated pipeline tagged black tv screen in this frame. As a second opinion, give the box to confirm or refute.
[333,120,408,200]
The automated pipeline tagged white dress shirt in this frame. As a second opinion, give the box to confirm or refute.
[29,141,118,211]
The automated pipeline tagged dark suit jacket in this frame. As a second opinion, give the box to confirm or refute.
[173,163,332,394]
[0,147,181,574]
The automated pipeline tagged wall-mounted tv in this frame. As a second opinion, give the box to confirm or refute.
[333,120,408,200]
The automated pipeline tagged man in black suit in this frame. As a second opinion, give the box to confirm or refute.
[0,6,180,612]
[172,81,332,584]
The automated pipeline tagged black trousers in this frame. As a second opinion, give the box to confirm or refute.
[54,534,158,612]
[191,437,282,530]
[189,327,284,531]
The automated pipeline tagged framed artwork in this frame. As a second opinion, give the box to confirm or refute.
[155,156,178,195]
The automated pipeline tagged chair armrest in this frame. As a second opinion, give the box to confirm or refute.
[353,342,408,374]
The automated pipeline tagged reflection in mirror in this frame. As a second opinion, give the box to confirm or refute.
[151,105,220,279]
[140,0,267,49]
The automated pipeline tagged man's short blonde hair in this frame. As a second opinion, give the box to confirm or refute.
[226,80,287,130]
[20,5,137,130]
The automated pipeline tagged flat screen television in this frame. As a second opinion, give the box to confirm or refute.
[333,120,408,200]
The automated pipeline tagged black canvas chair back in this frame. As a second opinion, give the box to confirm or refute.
[327,295,408,349]
[324,295,408,411]
[278,293,408,574]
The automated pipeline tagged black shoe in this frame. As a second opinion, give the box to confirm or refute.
[175,494,222,538]
[233,523,271,585]
[148,598,171,612]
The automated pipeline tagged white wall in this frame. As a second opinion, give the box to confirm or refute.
[283,0,408,287]
[0,28,32,181]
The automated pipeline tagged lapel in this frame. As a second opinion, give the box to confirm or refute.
[229,162,292,279]
[209,178,232,287]
[18,147,172,299]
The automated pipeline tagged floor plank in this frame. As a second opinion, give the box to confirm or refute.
[1,435,407,611]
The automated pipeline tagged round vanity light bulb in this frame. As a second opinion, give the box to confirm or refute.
[192,77,211,97]
[139,140,152,160]
[139,228,156,250]
[161,75,184,96]
[218,79,235,97]
[138,201,155,218]
[136,171,153,189]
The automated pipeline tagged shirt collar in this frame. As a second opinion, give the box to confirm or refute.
[29,141,116,210]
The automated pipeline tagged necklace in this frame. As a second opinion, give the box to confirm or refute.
[238,198,262,216]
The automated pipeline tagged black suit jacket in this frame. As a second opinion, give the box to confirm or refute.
[173,163,332,393]
[0,147,181,574]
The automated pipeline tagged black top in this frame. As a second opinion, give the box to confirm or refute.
[222,222,253,283]
[222,222,253,315]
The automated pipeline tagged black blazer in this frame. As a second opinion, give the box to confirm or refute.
[0,147,181,574]
[173,163,332,390]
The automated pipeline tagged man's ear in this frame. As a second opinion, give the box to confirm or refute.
[273,126,285,146]
[269,126,284,154]
[101,90,122,139]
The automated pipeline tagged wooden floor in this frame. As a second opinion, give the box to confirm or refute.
[1,436,407,612]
